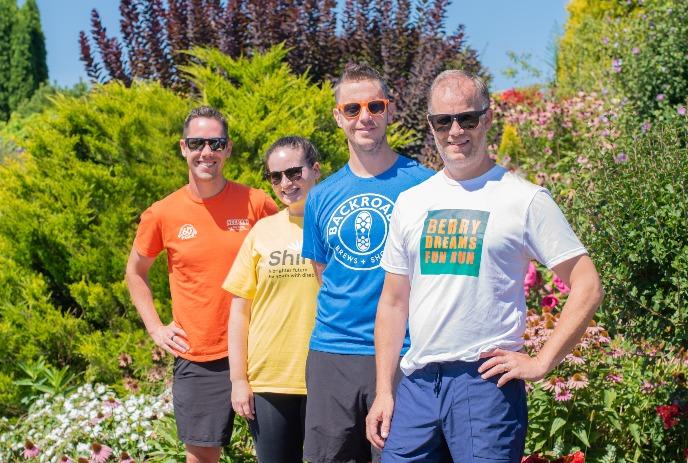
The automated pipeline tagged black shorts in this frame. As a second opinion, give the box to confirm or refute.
[172,357,235,447]
[304,350,402,463]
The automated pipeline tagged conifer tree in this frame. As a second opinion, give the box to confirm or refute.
[0,0,16,121]
[7,0,48,114]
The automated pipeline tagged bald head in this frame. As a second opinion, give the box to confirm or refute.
[428,70,490,114]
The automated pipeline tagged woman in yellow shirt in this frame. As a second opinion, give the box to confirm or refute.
[223,136,320,462]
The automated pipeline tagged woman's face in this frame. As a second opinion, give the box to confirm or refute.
[266,146,320,206]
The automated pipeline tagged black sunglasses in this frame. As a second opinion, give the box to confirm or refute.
[264,166,304,185]
[427,108,489,131]
[185,137,228,152]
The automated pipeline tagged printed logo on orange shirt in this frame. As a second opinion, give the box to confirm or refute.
[177,224,198,240]
[226,218,250,231]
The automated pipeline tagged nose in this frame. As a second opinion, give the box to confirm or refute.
[279,172,293,188]
[200,141,213,156]
[448,119,464,136]
[358,105,373,122]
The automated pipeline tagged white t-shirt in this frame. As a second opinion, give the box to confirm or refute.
[381,165,587,375]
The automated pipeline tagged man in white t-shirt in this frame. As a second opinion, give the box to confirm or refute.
[365,70,604,462]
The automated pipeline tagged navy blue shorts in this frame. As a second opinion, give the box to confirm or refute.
[382,359,527,463]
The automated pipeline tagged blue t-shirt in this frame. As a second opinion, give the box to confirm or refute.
[302,154,434,355]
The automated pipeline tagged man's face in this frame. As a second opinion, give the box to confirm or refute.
[333,79,393,154]
[429,78,492,175]
[179,117,232,183]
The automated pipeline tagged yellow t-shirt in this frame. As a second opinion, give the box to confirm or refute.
[222,209,318,394]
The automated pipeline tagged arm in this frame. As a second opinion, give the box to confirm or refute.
[311,261,326,285]
[366,272,410,450]
[228,296,255,419]
[125,247,189,356]
[479,254,603,386]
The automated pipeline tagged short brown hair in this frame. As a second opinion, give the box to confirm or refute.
[333,63,391,101]
[183,106,228,137]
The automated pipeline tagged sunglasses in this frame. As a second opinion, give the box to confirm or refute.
[427,108,489,131]
[336,99,389,119]
[185,137,228,152]
[264,166,304,185]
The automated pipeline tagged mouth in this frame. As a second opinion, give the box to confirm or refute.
[195,159,217,168]
[447,139,470,149]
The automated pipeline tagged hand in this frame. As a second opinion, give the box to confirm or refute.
[151,322,189,357]
[231,379,255,420]
[366,392,395,450]
[478,349,548,387]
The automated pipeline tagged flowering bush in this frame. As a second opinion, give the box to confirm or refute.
[0,383,255,462]
[523,264,688,462]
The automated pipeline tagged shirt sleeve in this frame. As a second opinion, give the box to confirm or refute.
[524,190,587,269]
[301,191,327,263]
[133,207,164,258]
[261,193,280,218]
[222,228,259,299]
[381,194,410,275]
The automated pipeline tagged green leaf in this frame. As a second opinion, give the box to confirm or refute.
[572,429,591,448]
[628,424,642,446]
[603,389,617,409]
[550,417,567,437]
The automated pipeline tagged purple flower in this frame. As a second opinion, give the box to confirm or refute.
[656,93,665,102]
[606,373,623,383]
[555,387,573,402]
[553,275,570,294]
[614,153,629,164]
[602,37,610,45]
[678,106,686,116]
[611,58,622,73]
[641,121,651,133]
[632,47,640,55]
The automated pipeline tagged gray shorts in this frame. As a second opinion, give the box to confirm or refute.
[304,350,402,463]
[172,357,234,447]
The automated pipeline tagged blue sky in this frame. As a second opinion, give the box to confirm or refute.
[35,0,568,92]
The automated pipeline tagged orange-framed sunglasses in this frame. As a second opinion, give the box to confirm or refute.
[336,99,390,119]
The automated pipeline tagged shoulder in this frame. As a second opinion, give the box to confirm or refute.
[498,169,546,201]
[307,165,350,200]
[146,185,189,215]
[395,153,435,180]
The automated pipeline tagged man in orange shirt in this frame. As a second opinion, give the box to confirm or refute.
[126,106,278,463]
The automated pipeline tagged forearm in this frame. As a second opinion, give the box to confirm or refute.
[311,261,325,285]
[228,297,251,382]
[126,271,164,335]
[374,302,408,395]
[536,271,603,373]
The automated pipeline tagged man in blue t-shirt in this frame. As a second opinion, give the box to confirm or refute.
[302,64,433,462]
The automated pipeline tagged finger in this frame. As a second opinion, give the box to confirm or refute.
[158,340,178,357]
[478,357,503,374]
[497,370,516,388]
[366,414,383,449]
[169,335,189,353]
[481,364,506,380]
[248,394,255,420]
[381,412,392,439]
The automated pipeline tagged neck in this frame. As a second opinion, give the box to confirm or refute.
[288,200,305,217]
[347,142,398,177]
[187,175,227,200]
[443,156,495,182]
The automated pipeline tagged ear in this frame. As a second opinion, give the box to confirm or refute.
[484,108,494,131]
[311,161,322,180]
[179,138,187,157]
[387,100,396,123]
[224,138,233,158]
[333,107,345,129]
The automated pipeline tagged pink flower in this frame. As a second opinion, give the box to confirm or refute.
[23,440,40,459]
[119,452,135,463]
[103,397,121,409]
[555,387,573,401]
[641,121,651,133]
[567,373,589,390]
[632,47,640,55]
[606,373,623,383]
[565,352,585,365]
[613,152,628,164]
[678,106,687,116]
[553,275,570,294]
[90,443,113,463]
[656,93,665,102]
[59,456,73,463]
[641,381,656,394]
[541,294,559,309]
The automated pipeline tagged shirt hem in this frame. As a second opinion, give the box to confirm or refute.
[179,351,229,362]
[251,386,307,395]
[545,247,588,269]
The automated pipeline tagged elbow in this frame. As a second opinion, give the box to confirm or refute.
[590,275,605,311]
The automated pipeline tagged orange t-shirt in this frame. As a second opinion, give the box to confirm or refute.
[134,181,279,361]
